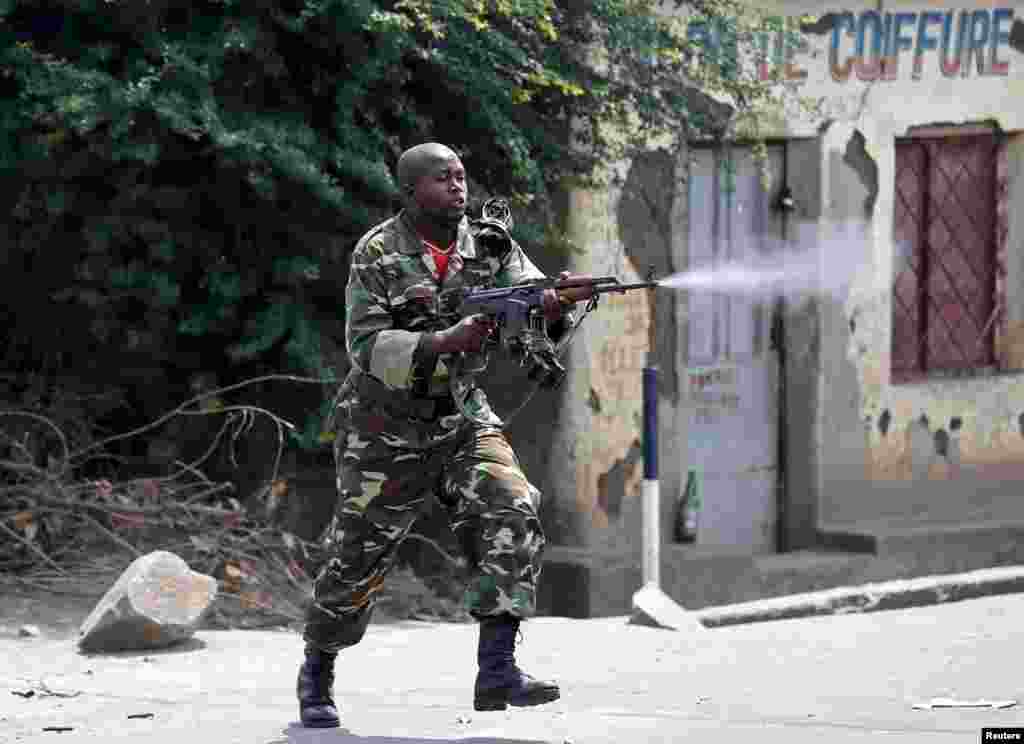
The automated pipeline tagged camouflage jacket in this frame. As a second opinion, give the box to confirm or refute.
[334,210,558,449]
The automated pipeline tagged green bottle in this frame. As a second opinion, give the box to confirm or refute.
[676,468,701,543]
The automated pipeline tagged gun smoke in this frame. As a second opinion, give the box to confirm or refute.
[655,222,911,302]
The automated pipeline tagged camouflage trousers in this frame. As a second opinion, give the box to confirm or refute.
[303,424,546,653]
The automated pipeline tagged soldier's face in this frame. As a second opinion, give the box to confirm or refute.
[412,156,467,224]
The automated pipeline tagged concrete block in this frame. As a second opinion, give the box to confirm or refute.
[629,583,706,632]
[78,551,217,653]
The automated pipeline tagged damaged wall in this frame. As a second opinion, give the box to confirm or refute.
[819,115,1024,528]
[549,165,652,553]
[550,0,1024,556]
[759,0,1024,528]
[542,146,686,556]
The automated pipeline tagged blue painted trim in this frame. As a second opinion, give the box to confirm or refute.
[643,366,658,480]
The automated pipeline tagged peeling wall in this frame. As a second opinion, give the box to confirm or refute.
[552,0,1024,553]
[585,287,650,545]
[765,2,1024,139]
[542,144,689,553]
[549,164,661,551]
[1000,135,1024,369]
[817,130,1024,525]
[760,0,1024,528]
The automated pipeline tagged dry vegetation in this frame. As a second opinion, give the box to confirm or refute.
[0,374,470,633]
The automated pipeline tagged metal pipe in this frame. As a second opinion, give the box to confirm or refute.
[642,365,659,588]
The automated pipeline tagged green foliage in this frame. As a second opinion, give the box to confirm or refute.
[0,0,800,458]
[111,266,181,307]
[178,267,241,336]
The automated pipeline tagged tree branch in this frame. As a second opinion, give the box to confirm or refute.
[0,517,68,576]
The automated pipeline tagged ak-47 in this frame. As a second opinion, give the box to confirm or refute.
[444,274,658,426]
[443,197,661,427]
[454,276,658,384]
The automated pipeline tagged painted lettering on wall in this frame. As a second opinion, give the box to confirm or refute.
[830,8,1015,81]
[688,17,811,83]
[687,364,740,423]
[686,9,1015,84]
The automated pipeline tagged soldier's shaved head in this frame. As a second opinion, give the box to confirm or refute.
[395,142,468,234]
[397,142,461,194]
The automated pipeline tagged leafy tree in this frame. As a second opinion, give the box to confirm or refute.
[0,0,808,465]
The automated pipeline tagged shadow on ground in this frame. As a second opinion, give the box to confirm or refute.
[270,723,547,744]
[77,636,208,657]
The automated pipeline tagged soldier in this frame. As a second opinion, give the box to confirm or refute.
[297,142,594,728]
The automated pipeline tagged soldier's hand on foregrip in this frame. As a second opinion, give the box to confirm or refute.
[436,314,495,353]
[556,271,597,304]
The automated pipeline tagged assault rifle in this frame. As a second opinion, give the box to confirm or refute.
[444,274,659,426]
[443,197,661,427]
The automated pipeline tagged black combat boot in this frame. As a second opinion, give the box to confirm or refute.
[296,645,340,728]
[474,614,560,711]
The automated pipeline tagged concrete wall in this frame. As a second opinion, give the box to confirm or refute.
[545,156,677,555]
[554,0,1024,534]
[815,127,1024,529]
[780,139,825,549]
[531,145,697,618]
[539,1,1024,617]
[743,1,1024,528]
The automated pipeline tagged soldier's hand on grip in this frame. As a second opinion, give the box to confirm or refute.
[440,314,495,353]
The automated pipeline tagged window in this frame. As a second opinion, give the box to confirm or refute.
[891,133,1005,383]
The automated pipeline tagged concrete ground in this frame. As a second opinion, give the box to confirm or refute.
[3,592,1024,743]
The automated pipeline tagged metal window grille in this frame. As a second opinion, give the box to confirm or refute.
[891,135,999,382]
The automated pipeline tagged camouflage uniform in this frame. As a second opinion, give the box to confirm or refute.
[304,210,561,653]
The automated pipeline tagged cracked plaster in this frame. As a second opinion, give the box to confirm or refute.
[757,5,1024,512]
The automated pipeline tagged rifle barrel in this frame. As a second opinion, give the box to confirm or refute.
[595,281,660,294]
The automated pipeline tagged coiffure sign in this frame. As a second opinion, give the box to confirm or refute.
[687,7,1016,83]
[830,9,1015,81]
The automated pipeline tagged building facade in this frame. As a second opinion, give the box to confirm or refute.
[536,0,1024,617]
